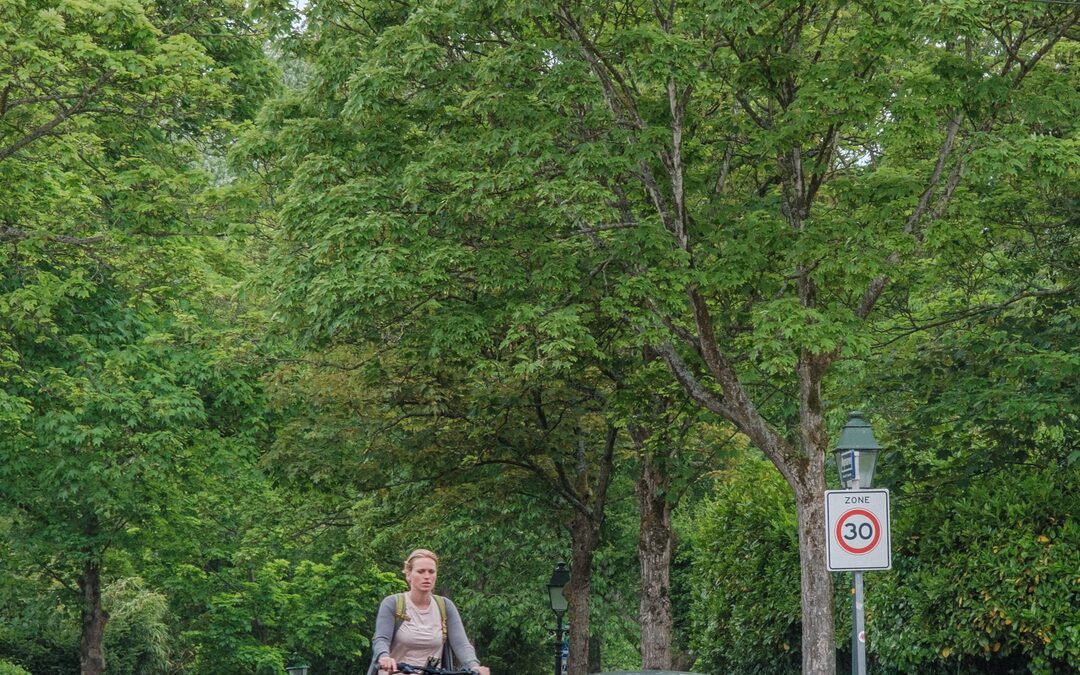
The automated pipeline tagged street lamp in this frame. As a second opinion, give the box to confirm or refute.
[833,411,881,490]
[286,665,310,675]
[547,562,570,675]
[833,410,882,675]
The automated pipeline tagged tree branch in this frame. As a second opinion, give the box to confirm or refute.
[0,226,106,246]
[873,281,1078,349]
[905,113,962,236]
[0,69,114,162]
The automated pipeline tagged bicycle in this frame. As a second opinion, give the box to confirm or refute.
[395,661,479,675]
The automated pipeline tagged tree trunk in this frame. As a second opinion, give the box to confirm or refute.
[566,510,600,675]
[793,460,834,674]
[588,633,602,674]
[791,349,837,675]
[78,561,108,675]
[637,451,674,669]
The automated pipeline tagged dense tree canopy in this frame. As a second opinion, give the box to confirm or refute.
[1,0,277,672]
[246,0,1080,672]
[0,1,1077,674]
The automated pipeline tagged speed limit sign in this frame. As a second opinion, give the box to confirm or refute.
[826,489,891,571]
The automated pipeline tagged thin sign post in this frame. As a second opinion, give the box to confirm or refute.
[826,488,891,675]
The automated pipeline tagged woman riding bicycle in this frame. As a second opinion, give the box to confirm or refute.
[368,549,491,675]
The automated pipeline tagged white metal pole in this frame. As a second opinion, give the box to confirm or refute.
[854,570,866,675]
[851,572,857,675]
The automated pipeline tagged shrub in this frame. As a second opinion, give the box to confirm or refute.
[103,577,173,675]
[680,453,808,674]
[872,466,1079,674]
[0,661,31,675]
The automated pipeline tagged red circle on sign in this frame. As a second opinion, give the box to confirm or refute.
[835,508,881,555]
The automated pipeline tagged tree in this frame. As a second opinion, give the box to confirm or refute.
[832,111,1080,672]
[241,4,652,661]
[249,1,1080,671]
[0,1,275,671]
[617,361,741,668]
[253,340,629,674]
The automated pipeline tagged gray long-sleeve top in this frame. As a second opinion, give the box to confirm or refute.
[368,594,479,674]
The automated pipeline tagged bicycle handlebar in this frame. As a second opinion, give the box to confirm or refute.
[395,662,478,675]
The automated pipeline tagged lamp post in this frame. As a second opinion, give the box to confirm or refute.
[547,562,570,675]
[833,411,882,675]
[285,665,310,675]
[833,411,881,491]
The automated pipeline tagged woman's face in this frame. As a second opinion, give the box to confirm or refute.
[407,556,438,593]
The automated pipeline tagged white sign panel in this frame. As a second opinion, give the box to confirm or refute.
[825,489,891,571]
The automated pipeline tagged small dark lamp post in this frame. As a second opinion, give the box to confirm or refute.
[833,411,881,490]
[548,561,570,615]
[547,562,570,675]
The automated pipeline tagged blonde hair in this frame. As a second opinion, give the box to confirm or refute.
[403,548,439,575]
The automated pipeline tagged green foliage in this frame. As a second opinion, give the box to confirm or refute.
[248,1,1080,673]
[249,0,1080,453]
[182,555,396,674]
[0,572,78,674]
[680,454,805,674]
[587,488,651,671]
[872,468,1079,674]
[680,457,1079,675]
[0,0,278,670]
[2,0,1078,673]
[127,449,399,674]
[101,578,172,675]
[0,661,31,675]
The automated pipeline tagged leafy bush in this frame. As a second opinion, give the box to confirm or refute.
[0,575,176,675]
[0,661,31,675]
[680,453,807,674]
[0,570,79,675]
[184,554,398,674]
[680,454,1078,675]
[103,577,173,675]
[872,466,1079,674]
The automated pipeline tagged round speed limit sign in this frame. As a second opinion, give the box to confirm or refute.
[835,508,881,555]
[826,490,891,571]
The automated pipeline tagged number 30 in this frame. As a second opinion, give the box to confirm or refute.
[843,523,873,540]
